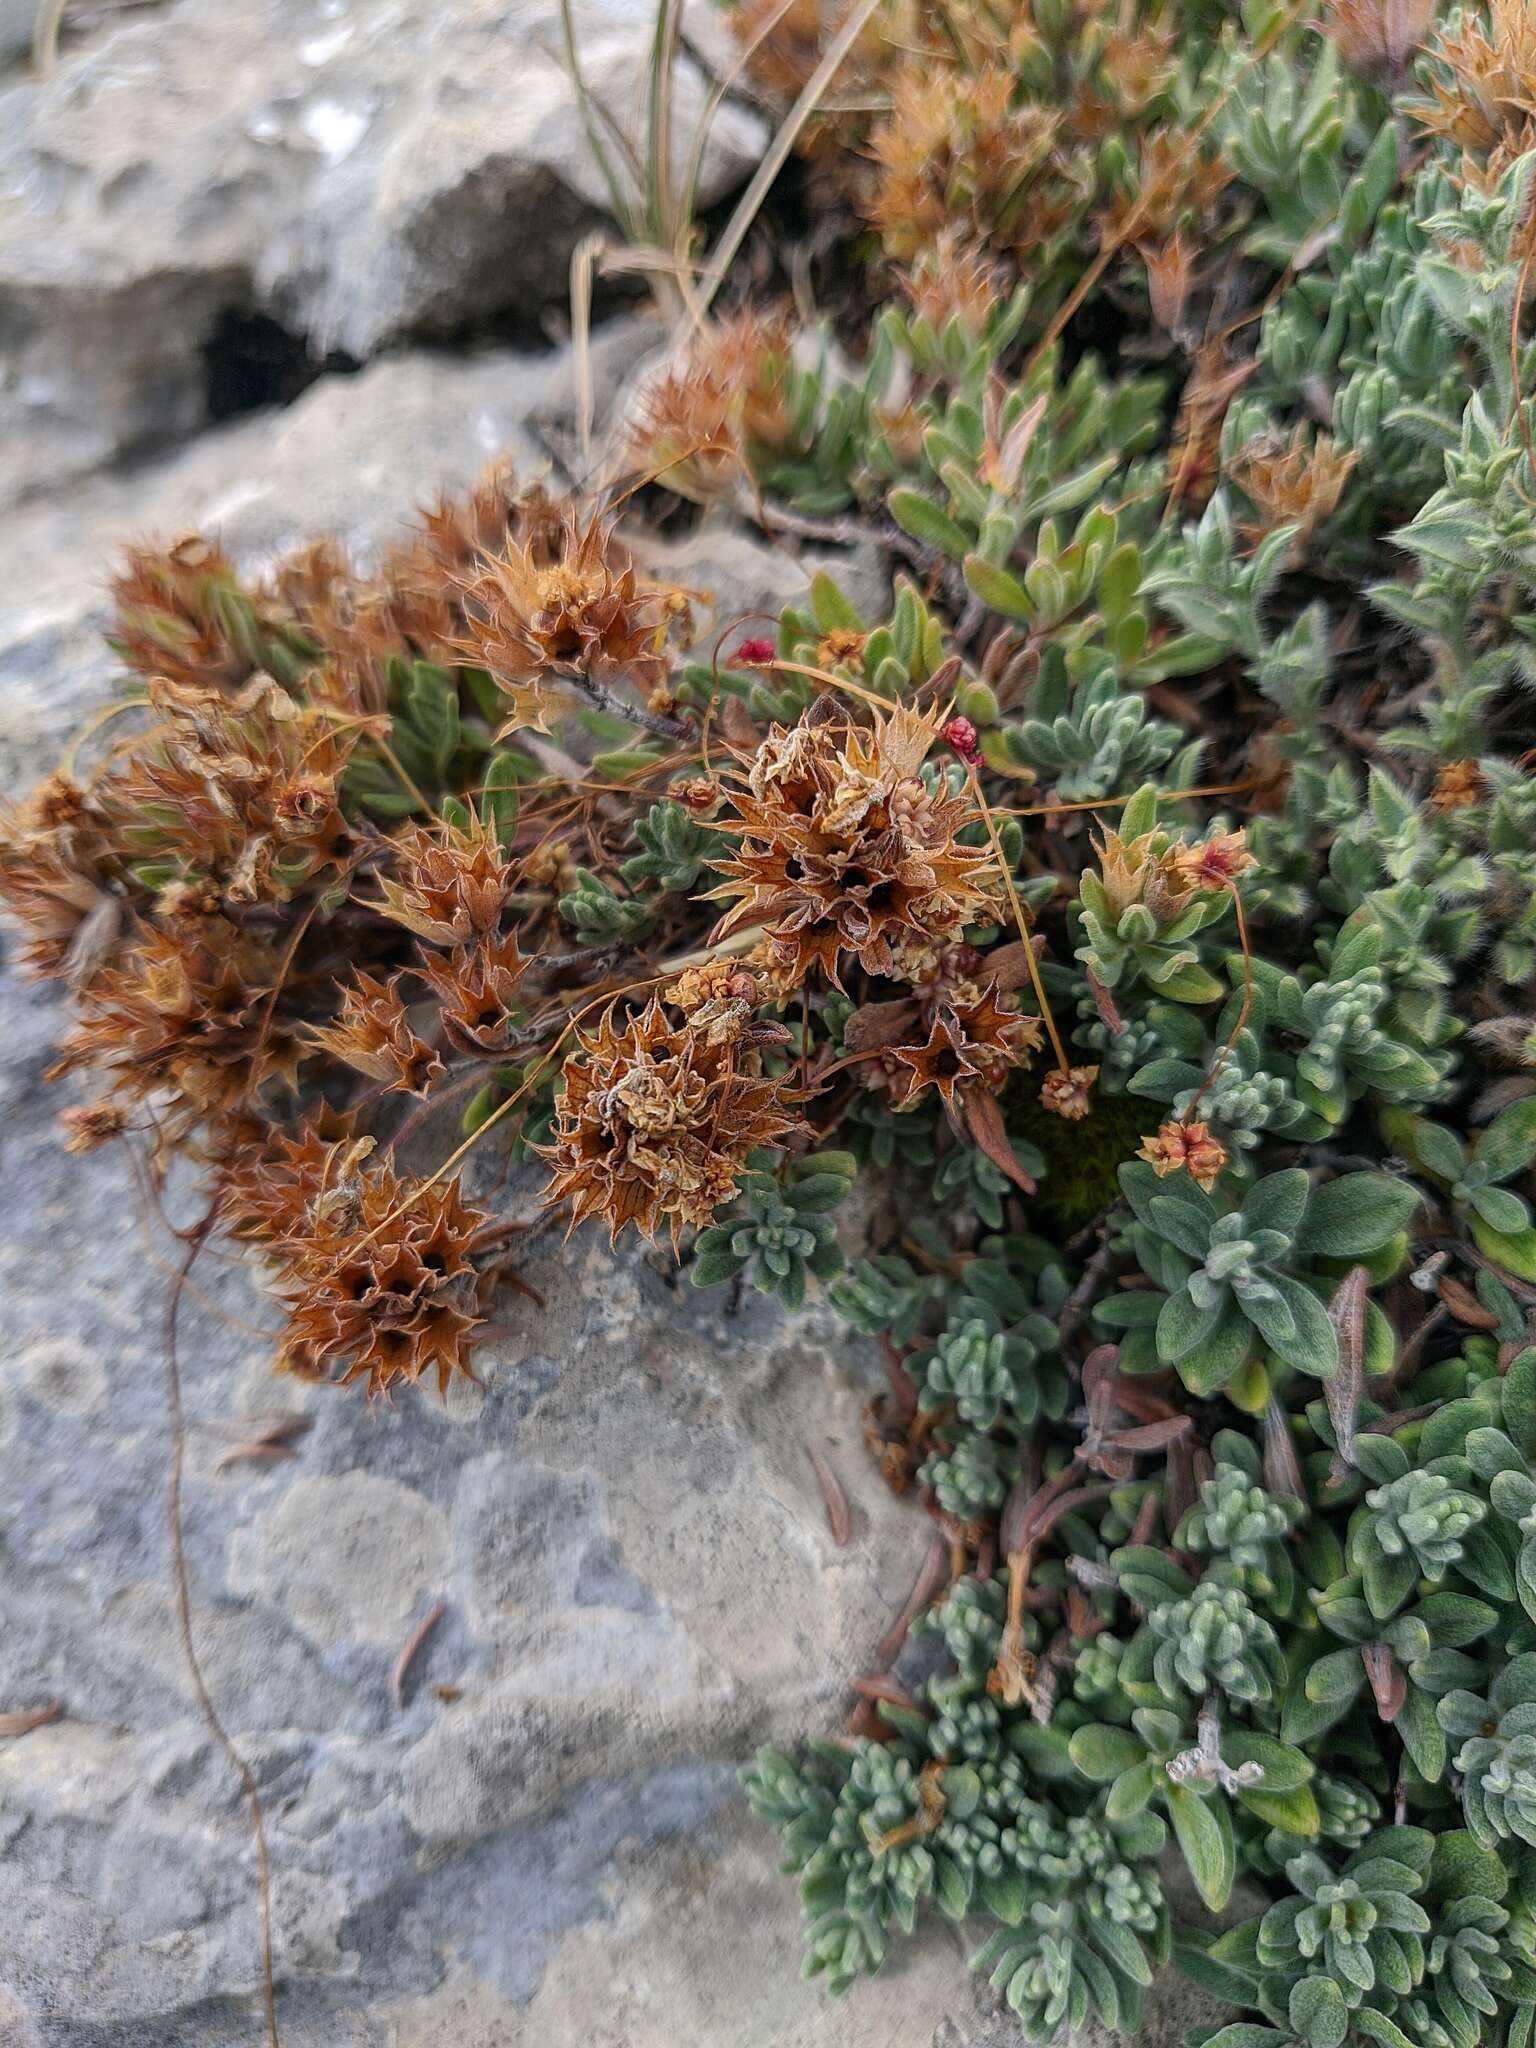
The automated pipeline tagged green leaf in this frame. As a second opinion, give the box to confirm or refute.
[1265,1275,1340,1378]
[478,751,522,844]
[692,1246,746,1288]
[1069,1725,1147,1782]
[1166,1782,1235,1912]
[1106,1760,1159,1819]
[809,570,862,635]
[1220,1732,1313,1791]
[1241,1169,1311,1242]
[889,488,971,558]
[1294,1174,1419,1257]
[963,553,1034,621]
[1291,1976,1350,2048]
[1157,1287,1227,1366]
[1476,1100,1536,1181]
[407,665,460,775]
[1428,1830,1510,1903]
[1413,1120,1468,1182]
[1363,1548,1418,1621]
[1177,1304,1256,1396]
[1239,1781,1320,1837]
[1470,1185,1532,1234]
[1507,1352,1536,1460]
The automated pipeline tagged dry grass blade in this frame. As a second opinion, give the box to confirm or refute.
[31,0,69,75]
[210,1411,312,1472]
[692,0,885,330]
[391,1600,447,1708]
[678,0,802,232]
[214,1441,301,1471]
[0,1702,62,1739]
[871,1532,949,1670]
[808,1446,853,1546]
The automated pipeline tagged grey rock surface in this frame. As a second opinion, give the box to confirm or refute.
[0,0,764,501]
[0,333,1118,2044]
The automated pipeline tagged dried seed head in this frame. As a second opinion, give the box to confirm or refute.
[0,777,118,979]
[711,700,1001,990]
[1040,1064,1099,1121]
[1325,0,1435,79]
[665,957,766,1049]
[306,972,444,1097]
[1171,828,1255,894]
[59,1101,131,1153]
[1137,1118,1229,1191]
[628,312,797,503]
[865,65,1059,262]
[886,983,1042,1110]
[1092,829,1196,924]
[112,674,355,910]
[1141,230,1198,335]
[542,997,802,1246]
[1431,760,1489,810]
[454,508,681,731]
[901,230,1012,344]
[47,927,293,1138]
[370,811,510,949]
[415,932,527,1055]
[1230,425,1358,551]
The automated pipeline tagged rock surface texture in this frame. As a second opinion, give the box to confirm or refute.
[0,331,1214,2044]
[0,0,764,502]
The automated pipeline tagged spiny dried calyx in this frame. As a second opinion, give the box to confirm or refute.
[541,995,802,1246]
[710,698,1003,990]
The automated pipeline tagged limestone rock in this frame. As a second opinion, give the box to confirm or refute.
[0,0,765,501]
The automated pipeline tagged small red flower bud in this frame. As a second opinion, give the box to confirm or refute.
[942,715,981,764]
[735,638,777,667]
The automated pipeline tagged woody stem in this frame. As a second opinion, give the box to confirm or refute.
[576,676,688,740]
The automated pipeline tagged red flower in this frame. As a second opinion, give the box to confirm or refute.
[942,715,981,765]
[735,638,778,667]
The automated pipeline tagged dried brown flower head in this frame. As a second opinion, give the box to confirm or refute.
[1325,0,1435,80]
[1171,828,1255,894]
[1137,1118,1229,1191]
[369,811,510,948]
[816,628,869,673]
[1092,829,1197,924]
[454,509,677,732]
[1414,0,1536,163]
[280,1168,485,1398]
[729,0,897,107]
[711,700,1001,989]
[886,982,1043,1110]
[901,230,1012,345]
[665,958,766,1047]
[414,932,528,1055]
[220,1121,489,1398]
[1040,1064,1099,1121]
[0,775,120,980]
[59,1101,131,1153]
[1431,760,1490,811]
[543,997,802,1245]
[865,65,1060,261]
[1167,341,1258,512]
[1230,425,1358,551]
[306,972,445,1097]
[108,535,309,692]
[629,313,797,503]
[48,926,292,1136]
[1141,231,1198,336]
[113,674,355,909]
